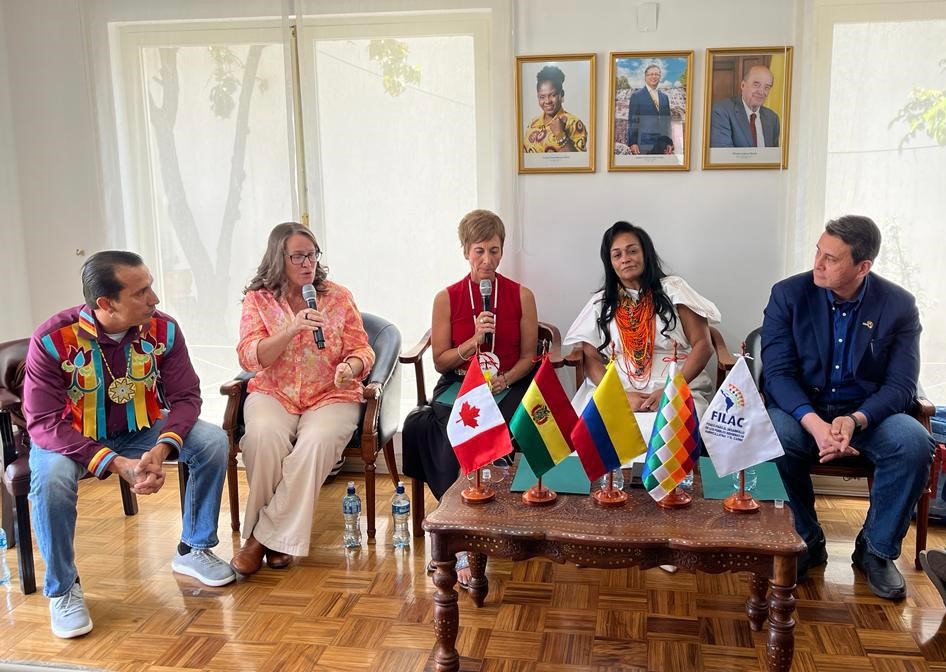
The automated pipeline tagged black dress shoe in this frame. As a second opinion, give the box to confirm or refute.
[797,536,828,582]
[852,534,906,600]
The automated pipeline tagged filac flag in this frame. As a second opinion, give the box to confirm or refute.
[509,357,578,478]
[447,362,514,474]
[699,356,784,477]
[570,361,647,481]
[641,362,701,502]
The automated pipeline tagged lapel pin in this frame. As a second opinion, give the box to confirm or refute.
[862,321,873,329]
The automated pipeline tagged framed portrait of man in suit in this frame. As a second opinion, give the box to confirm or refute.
[516,53,596,174]
[608,51,693,171]
[702,46,794,170]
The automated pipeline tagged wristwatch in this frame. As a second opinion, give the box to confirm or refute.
[846,413,864,432]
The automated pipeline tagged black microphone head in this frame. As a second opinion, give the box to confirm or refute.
[301,284,317,303]
[479,279,492,298]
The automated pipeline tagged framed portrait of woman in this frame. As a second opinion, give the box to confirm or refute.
[702,46,793,170]
[516,53,596,174]
[608,51,693,171]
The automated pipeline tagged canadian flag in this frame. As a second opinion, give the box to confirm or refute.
[447,362,514,474]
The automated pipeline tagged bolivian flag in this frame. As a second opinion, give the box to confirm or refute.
[509,357,578,478]
[570,361,647,481]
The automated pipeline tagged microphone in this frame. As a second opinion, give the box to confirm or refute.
[479,279,493,349]
[301,283,325,349]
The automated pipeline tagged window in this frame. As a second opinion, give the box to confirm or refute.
[799,2,946,402]
[110,9,503,423]
[299,13,493,418]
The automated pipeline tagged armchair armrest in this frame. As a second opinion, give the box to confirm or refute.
[709,327,738,390]
[219,372,254,433]
[538,321,564,368]
[914,396,935,433]
[398,330,432,364]
[399,330,432,407]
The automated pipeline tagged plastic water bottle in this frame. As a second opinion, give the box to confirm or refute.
[0,527,10,586]
[391,481,411,549]
[599,468,625,491]
[732,467,758,493]
[680,470,694,491]
[342,481,362,549]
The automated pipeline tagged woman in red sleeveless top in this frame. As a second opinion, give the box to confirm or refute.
[402,209,538,585]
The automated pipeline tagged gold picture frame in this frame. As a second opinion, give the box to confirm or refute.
[608,51,693,171]
[702,46,793,170]
[516,53,596,174]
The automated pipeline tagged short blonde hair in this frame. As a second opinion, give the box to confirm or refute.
[458,209,506,252]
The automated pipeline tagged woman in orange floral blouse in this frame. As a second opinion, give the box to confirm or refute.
[231,222,374,575]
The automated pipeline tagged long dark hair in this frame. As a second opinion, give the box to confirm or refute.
[595,221,676,355]
[244,222,328,298]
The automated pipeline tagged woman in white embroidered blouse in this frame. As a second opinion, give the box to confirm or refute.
[564,221,721,417]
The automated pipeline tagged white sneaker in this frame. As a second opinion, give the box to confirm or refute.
[49,582,93,639]
[171,549,236,586]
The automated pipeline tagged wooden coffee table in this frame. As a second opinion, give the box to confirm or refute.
[423,464,805,672]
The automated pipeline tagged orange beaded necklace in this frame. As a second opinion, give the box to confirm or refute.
[613,287,656,389]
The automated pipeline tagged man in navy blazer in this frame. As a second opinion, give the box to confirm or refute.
[710,65,780,148]
[627,64,673,154]
[762,215,934,600]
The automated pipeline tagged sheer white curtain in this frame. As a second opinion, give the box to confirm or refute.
[84,0,512,423]
[296,1,514,419]
[791,0,946,403]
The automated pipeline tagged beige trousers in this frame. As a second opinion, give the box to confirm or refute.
[240,392,360,556]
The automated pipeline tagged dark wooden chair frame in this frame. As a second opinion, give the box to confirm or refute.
[399,322,563,537]
[219,312,402,541]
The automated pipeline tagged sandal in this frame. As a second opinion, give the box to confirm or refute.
[455,552,471,590]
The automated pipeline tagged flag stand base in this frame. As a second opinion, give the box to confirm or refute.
[657,487,691,509]
[461,484,496,504]
[723,491,760,513]
[461,468,495,505]
[523,485,557,506]
[593,486,628,506]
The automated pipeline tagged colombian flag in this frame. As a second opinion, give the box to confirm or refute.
[570,361,647,481]
[642,362,701,502]
[509,357,578,478]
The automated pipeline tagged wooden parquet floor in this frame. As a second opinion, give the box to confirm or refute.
[3,469,946,671]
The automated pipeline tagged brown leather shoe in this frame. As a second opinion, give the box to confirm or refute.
[230,536,265,575]
[265,550,292,570]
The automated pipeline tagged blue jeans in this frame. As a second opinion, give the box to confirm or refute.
[768,406,934,559]
[28,417,229,597]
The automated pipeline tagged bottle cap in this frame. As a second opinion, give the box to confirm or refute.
[347,480,356,494]
[396,480,405,494]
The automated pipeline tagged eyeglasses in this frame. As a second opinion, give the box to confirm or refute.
[286,251,322,266]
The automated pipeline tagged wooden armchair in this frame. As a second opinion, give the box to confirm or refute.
[399,322,563,537]
[0,338,188,595]
[220,312,402,540]
[744,327,941,570]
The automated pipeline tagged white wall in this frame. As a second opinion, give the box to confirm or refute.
[3,0,797,348]
[0,0,32,341]
[3,0,105,328]
[509,0,796,348]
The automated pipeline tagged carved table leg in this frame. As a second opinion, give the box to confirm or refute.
[746,571,769,632]
[467,552,489,608]
[430,533,459,672]
[766,555,797,672]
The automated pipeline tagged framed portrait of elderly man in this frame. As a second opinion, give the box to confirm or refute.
[702,46,794,169]
[608,51,693,171]
[516,54,596,173]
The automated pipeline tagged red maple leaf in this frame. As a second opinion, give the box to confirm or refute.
[457,401,480,429]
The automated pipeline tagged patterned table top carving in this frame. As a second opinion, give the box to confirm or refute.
[424,461,805,557]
